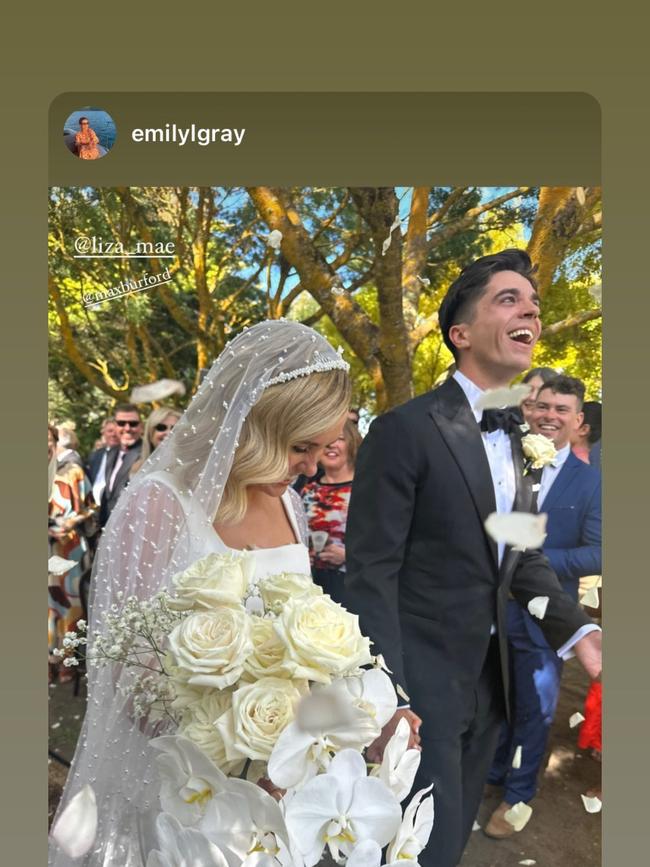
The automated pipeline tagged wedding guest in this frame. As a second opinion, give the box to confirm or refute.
[485,375,602,837]
[75,117,101,160]
[302,419,362,604]
[49,426,95,683]
[130,406,181,476]
[99,404,143,527]
[571,400,602,466]
[85,418,119,507]
[348,407,361,426]
[520,366,557,423]
[345,249,601,867]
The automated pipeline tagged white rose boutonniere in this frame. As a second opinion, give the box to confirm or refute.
[521,433,557,474]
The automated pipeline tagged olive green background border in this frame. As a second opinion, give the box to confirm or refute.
[3,6,647,864]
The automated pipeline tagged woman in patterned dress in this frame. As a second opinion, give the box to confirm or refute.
[301,419,362,605]
[74,117,101,159]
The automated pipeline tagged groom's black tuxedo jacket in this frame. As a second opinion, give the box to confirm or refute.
[345,377,591,736]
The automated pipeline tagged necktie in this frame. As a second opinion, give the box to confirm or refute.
[479,407,522,435]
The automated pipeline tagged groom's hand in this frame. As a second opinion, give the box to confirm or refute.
[574,630,602,680]
[366,708,422,764]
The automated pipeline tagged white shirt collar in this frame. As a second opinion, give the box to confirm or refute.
[452,369,486,423]
[551,442,571,470]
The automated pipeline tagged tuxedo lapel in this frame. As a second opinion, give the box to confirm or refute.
[498,431,538,585]
[429,379,499,571]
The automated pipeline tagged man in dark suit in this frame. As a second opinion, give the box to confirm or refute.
[99,404,143,528]
[485,374,602,835]
[345,249,601,867]
[85,418,119,507]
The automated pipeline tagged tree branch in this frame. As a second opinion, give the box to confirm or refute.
[540,308,602,337]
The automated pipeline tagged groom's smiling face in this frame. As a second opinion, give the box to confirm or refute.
[449,270,541,384]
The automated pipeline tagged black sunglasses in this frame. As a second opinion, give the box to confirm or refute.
[154,422,174,432]
[116,419,140,428]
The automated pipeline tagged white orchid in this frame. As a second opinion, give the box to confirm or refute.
[50,784,98,859]
[386,785,434,864]
[146,813,229,867]
[371,717,421,801]
[285,749,401,867]
[198,783,289,867]
[267,670,396,789]
[152,735,232,825]
[346,839,417,867]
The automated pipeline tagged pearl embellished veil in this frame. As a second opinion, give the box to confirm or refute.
[49,321,349,866]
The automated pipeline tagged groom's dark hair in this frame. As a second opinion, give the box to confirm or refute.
[438,249,538,360]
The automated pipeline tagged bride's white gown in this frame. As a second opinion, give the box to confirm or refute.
[50,478,310,867]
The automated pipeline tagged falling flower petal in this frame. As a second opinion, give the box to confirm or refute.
[575,186,586,206]
[581,794,602,813]
[416,276,430,287]
[396,683,410,703]
[527,596,549,620]
[512,745,523,769]
[474,384,532,411]
[519,861,537,866]
[50,784,98,858]
[296,686,355,734]
[581,586,600,609]
[331,285,345,296]
[588,283,602,303]
[569,712,585,728]
[374,654,393,675]
[381,216,402,256]
[472,820,481,831]
[267,230,283,250]
[485,512,547,550]
[131,379,186,404]
[532,483,541,492]
[504,801,533,831]
[48,555,77,575]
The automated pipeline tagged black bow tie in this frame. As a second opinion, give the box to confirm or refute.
[479,407,522,435]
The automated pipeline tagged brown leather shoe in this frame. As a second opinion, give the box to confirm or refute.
[483,801,517,839]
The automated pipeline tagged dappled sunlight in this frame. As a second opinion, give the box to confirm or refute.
[544,745,576,779]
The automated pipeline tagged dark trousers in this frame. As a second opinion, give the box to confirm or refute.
[488,601,563,804]
[414,638,505,867]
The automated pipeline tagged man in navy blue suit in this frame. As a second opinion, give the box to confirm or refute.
[484,374,602,836]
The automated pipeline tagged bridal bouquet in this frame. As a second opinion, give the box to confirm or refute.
[53,552,434,866]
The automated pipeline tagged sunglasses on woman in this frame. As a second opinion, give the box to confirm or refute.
[115,419,140,428]
[154,422,175,432]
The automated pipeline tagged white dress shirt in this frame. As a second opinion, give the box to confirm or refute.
[537,443,570,509]
[452,371,599,659]
[92,450,109,505]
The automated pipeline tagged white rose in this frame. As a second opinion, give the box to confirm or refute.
[170,552,254,610]
[274,595,372,684]
[258,571,323,613]
[521,433,557,469]
[242,617,292,681]
[177,690,244,775]
[215,677,304,762]
[168,607,252,689]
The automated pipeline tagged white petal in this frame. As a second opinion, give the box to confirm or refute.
[569,712,585,728]
[416,275,430,287]
[285,775,342,866]
[472,820,481,831]
[485,512,547,550]
[396,683,410,702]
[575,187,586,206]
[512,745,523,769]
[327,748,369,786]
[519,861,537,866]
[349,777,403,847]
[474,384,532,411]
[131,379,186,403]
[346,839,382,867]
[504,801,533,831]
[331,285,345,297]
[581,794,602,813]
[296,687,354,734]
[581,586,600,609]
[50,784,97,858]
[374,653,393,674]
[527,596,549,620]
[267,722,318,789]
[48,555,77,575]
[267,230,283,249]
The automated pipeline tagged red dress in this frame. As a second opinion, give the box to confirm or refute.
[577,681,602,752]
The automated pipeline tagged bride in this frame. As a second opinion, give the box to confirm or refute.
[49,320,351,866]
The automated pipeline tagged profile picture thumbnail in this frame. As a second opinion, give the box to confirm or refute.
[63,108,116,160]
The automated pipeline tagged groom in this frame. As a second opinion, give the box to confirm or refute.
[345,249,601,867]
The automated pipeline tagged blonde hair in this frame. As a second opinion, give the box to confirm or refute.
[218,368,351,524]
[131,406,182,476]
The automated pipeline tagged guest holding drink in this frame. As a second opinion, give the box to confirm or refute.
[301,419,362,605]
